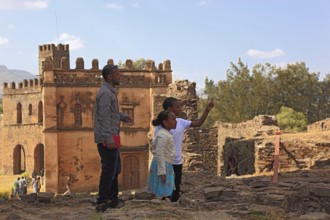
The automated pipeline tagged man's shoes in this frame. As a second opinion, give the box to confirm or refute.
[95,201,111,212]
[95,199,124,212]
[109,198,125,208]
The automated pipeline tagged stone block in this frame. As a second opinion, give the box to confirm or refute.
[19,193,37,203]
[310,186,330,197]
[134,190,154,200]
[37,192,54,203]
[204,187,224,201]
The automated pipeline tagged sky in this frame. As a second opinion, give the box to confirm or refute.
[0,0,330,89]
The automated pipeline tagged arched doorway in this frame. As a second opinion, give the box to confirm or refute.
[13,145,25,174]
[34,144,44,175]
[123,155,140,189]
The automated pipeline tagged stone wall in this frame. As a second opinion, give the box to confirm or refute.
[183,128,218,175]
[307,118,330,132]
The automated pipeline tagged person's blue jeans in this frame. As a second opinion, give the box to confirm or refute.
[97,143,121,204]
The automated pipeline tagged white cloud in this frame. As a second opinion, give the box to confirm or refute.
[106,2,123,10]
[0,0,48,10]
[247,48,285,58]
[0,36,9,45]
[56,33,84,50]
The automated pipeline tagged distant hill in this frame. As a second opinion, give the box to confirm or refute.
[0,65,37,98]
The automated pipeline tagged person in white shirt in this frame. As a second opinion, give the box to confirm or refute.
[157,97,214,202]
[148,110,177,198]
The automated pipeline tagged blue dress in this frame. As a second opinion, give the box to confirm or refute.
[148,159,175,198]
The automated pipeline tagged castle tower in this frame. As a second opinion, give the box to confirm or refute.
[38,44,70,75]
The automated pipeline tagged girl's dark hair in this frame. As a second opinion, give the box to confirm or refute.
[162,97,178,110]
[152,110,171,127]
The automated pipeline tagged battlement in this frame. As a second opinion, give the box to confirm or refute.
[42,57,172,87]
[3,78,42,95]
[39,44,69,53]
[42,56,171,72]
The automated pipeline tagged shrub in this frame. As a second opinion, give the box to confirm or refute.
[0,188,10,199]
[276,106,307,132]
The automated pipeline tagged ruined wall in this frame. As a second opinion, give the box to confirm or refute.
[307,118,330,132]
[258,135,330,172]
[215,115,279,176]
[183,128,218,175]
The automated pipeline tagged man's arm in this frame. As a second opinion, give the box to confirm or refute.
[190,100,214,128]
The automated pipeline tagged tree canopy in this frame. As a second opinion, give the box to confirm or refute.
[198,59,330,129]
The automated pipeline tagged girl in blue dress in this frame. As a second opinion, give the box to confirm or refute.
[148,110,177,198]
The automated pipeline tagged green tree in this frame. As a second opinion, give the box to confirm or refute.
[276,106,307,132]
[117,58,150,70]
[271,62,320,123]
[199,60,329,126]
[198,77,220,128]
[133,58,147,69]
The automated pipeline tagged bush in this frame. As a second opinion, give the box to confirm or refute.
[276,106,307,132]
[0,188,10,199]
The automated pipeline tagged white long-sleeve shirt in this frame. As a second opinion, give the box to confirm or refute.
[152,127,175,175]
[155,118,192,165]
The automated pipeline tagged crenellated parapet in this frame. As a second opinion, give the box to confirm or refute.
[3,78,42,95]
[42,56,172,87]
[39,43,70,75]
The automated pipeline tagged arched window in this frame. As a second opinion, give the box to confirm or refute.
[74,103,82,126]
[17,103,22,124]
[34,144,44,174]
[13,145,26,174]
[28,104,32,116]
[38,101,43,123]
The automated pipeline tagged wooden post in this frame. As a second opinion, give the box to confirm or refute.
[272,131,282,183]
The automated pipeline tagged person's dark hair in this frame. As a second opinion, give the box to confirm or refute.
[162,97,178,110]
[152,110,171,127]
[102,64,118,81]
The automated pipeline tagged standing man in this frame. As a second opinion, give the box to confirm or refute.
[94,64,131,212]
[40,168,44,185]
[12,177,20,198]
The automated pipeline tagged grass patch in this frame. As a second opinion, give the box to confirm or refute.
[248,210,286,220]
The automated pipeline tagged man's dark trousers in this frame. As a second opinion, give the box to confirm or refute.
[97,143,120,204]
[171,164,183,202]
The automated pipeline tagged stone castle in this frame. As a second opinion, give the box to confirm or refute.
[0,43,172,193]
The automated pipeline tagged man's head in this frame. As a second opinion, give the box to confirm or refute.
[163,97,182,117]
[102,64,120,86]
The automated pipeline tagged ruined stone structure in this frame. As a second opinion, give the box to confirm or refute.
[164,81,330,180]
[0,43,172,193]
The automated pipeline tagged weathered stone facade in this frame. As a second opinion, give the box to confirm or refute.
[307,118,330,132]
[167,81,330,180]
[0,43,172,193]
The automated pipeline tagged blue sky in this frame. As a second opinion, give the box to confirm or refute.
[0,0,329,89]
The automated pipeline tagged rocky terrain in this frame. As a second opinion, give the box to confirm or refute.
[1,167,330,220]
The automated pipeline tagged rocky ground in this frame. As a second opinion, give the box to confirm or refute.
[1,168,330,220]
